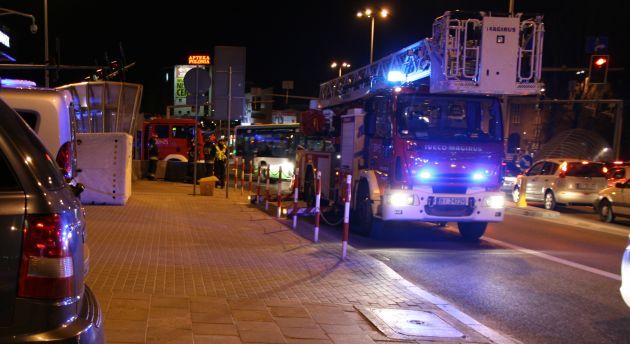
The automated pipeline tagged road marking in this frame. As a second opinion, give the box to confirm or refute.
[482,236,621,281]
[375,261,520,344]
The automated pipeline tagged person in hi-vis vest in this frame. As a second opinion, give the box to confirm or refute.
[214,138,227,188]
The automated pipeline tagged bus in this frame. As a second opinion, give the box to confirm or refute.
[234,123,302,180]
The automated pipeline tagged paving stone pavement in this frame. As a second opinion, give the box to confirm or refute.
[85,180,510,343]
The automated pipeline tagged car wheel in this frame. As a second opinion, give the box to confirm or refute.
[512,186,520,203]
[544,191,556,210]
[599,199,615,223]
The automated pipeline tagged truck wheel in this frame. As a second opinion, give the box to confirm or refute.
[351,180,381,236]
[457,222,487,241]
[599,200,615,223]
[303,165,315,206]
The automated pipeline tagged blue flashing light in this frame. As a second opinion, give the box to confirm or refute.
[419,170,432,180]
[387,71,405,82]
[0,78,37,88]
[472,172,487,181]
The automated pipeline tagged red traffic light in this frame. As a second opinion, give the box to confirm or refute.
[589,54,609,83]
[594,57,608,67]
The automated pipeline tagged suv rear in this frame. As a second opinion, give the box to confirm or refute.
[0,98,103,342]
[512,159,608,210]
[0,84,78,181]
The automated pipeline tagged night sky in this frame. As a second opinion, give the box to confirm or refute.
[1,1,626,114]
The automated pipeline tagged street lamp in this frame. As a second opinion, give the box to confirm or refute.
[331,61,351,77]
[0,7,38,34]
[356,7,389,64]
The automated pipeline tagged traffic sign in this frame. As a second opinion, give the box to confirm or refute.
[184,67,211,94]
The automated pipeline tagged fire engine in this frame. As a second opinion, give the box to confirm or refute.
[141,118,205,162]
[298,10,544,240]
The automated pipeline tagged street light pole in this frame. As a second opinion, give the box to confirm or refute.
[370,15,375,64]
[44,0,49,87]
[357,8,389,65]
[331,62,351,77]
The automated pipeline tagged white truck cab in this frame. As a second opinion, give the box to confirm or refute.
[0,80,78,181]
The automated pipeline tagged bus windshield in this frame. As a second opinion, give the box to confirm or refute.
[396,95,503,142]
[234,125,301,159]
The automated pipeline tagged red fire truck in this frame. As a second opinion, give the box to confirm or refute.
[298,10,544,240]
[141,118,205,162]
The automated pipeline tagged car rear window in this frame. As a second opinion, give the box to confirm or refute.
[0,101,66,190]
[565,162,606,177]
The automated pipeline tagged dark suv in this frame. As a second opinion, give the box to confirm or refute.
[0,99,104,342]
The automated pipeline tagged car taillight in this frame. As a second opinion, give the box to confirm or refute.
[56,141,74,180]
[18,214,74,299]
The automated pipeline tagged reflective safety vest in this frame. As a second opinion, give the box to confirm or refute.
[215,145,227,161]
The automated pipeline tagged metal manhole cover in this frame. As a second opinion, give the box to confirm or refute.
[360,307,464,339]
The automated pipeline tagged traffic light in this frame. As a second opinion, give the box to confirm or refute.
[589,54,609,84]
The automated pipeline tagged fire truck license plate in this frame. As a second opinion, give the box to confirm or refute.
[436,197,467,206]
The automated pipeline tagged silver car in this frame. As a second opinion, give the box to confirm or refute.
[513,159,608,210]
[597,179,630,223]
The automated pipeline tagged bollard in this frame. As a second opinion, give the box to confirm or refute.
[314,171,321,243]
[292,184,299,229]
[234,157,239,190]
[241,158,245,195]
[277,166,283,218]
[256,163,262,203]
[265,167,270,210]
[342,174,351,259]
[249,160,253,193]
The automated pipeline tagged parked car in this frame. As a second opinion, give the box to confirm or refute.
[621,236,630,307]
[605,165,630,187]
[0,98,104,342]
[512,159,608,210]
[501,160,521,193]
[596,179,630,223]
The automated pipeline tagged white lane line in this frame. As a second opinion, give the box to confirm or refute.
[376,261,520,344]
[483,236,621,281]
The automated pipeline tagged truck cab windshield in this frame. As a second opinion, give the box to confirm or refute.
[396,95,502,142]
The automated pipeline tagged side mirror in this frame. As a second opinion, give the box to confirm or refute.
[68,182,85,197]
[615,182,625,189]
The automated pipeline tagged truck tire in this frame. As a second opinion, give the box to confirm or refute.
[303,165,315,206]
[351,180,381,236]
[457,222,487,241]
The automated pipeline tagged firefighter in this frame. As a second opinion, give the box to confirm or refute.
[203,135,216,177]
[147,134,159,180]
[214,138,227,188]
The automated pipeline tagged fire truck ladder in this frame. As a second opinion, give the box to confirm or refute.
[319,11,545,107]
[319,39,433,108]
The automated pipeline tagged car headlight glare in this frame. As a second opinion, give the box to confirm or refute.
[485,195,505,209]
[389,193,414,206]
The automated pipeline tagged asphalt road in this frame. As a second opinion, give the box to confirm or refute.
[343,214,630,343]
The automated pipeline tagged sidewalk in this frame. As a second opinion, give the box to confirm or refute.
[85,180,514,343]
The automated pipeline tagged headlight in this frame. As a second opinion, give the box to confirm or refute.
[388,193,414,206]
[280,162,295,174]
[485,195,505,209]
